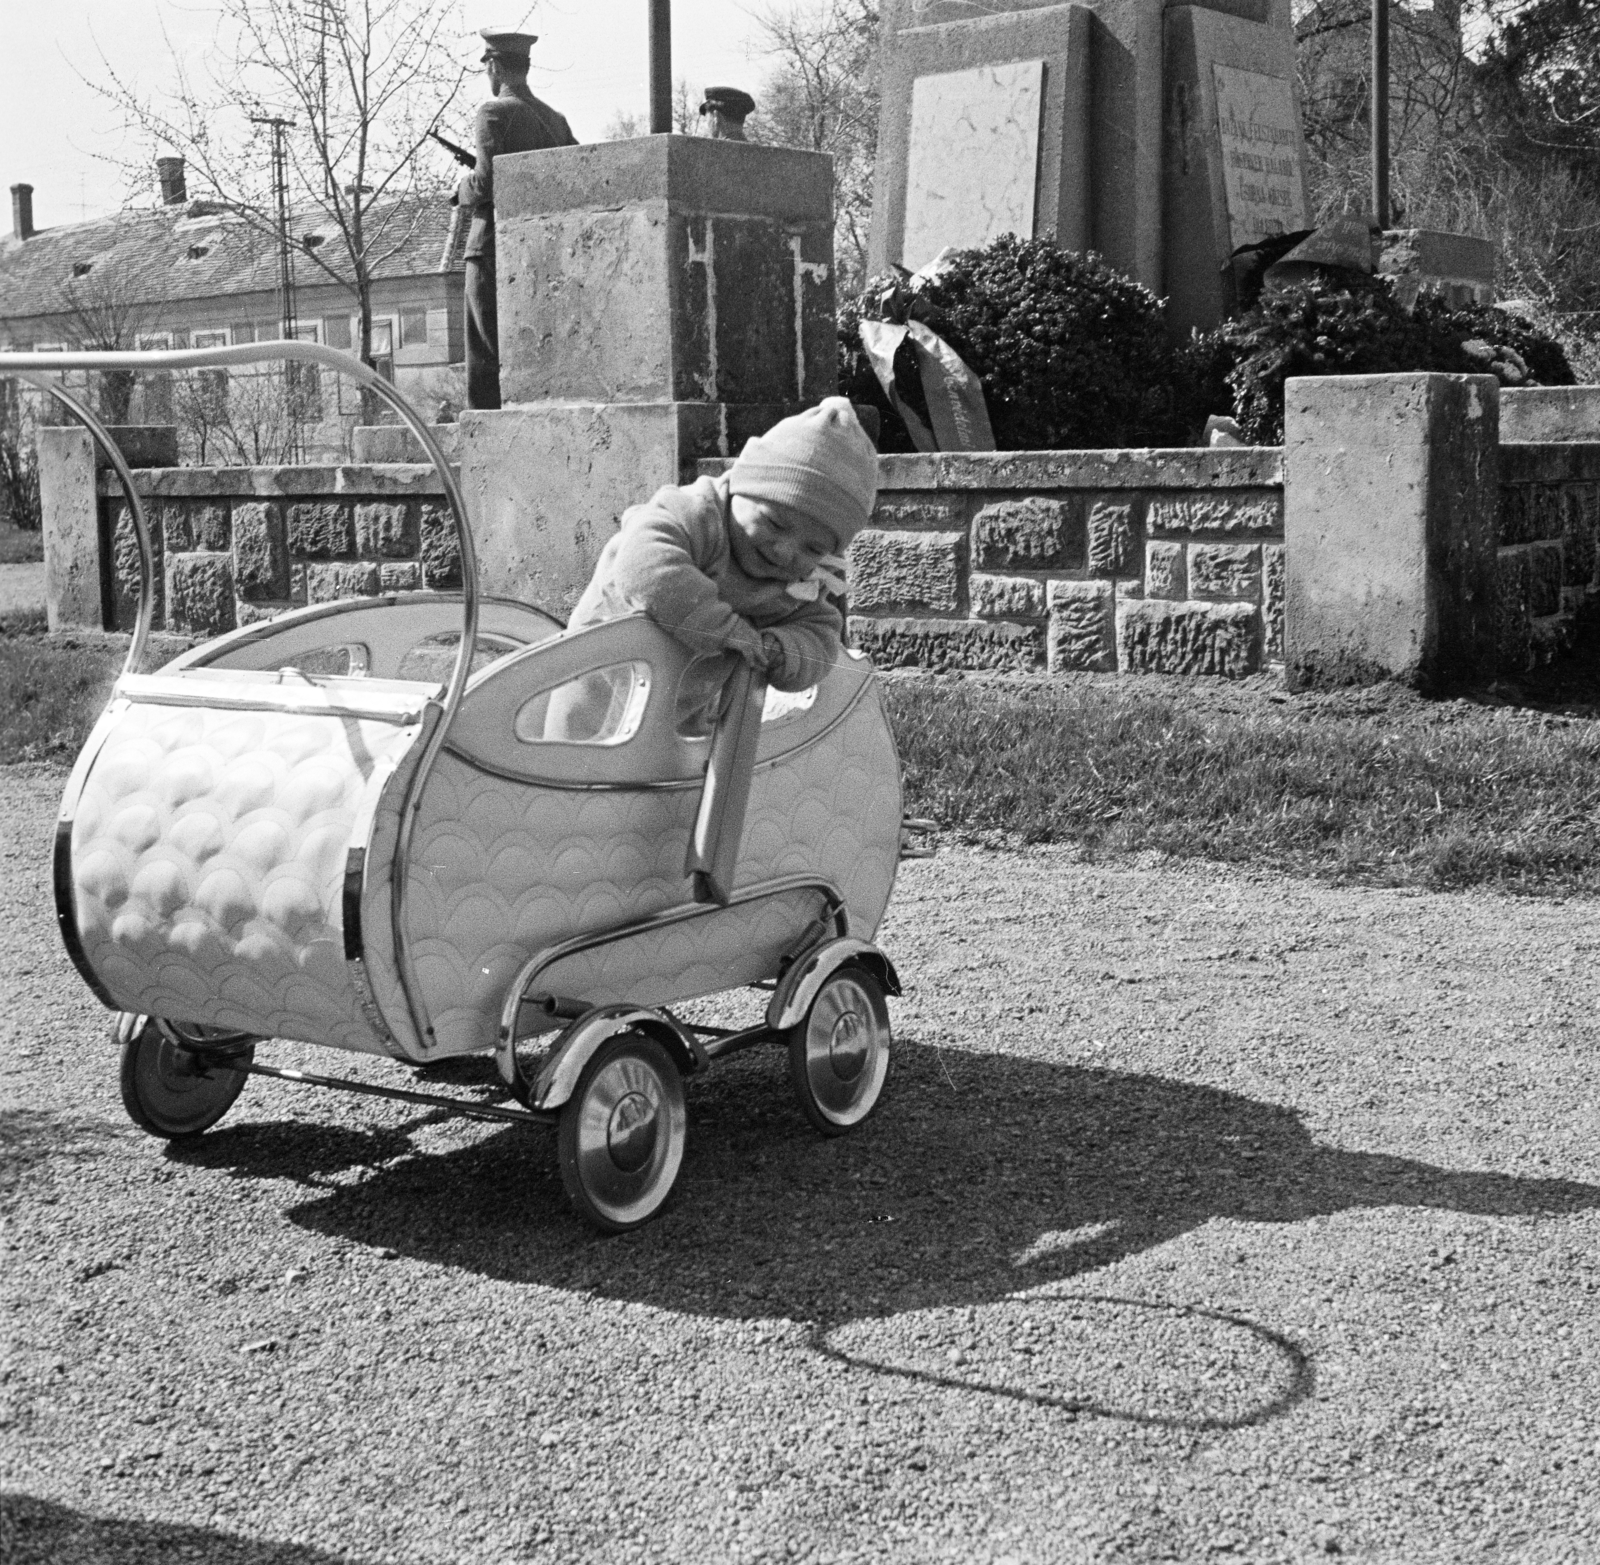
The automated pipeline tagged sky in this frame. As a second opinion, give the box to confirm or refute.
[0,1,776,233]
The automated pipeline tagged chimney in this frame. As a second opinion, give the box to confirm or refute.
[156,157,186,207]
[10,183,34,241]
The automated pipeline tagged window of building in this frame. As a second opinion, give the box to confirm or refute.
[399,308,429,348]
[230,322,255,344]
[192,330,228,348]
[370,319,395,383]
[323,314,352,351]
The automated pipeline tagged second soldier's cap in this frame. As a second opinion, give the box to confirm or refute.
[479,27,537,62]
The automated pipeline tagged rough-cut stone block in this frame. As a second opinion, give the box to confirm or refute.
[1086,499,1136,577]
[1285,374,1499,689]
[1145,541,1185,599]
[1047,579,1114,672]
[356,501,418,559]
[969,573,1044,620]
[306,562,381,604]
[39,426,101,632]
[380,561,423,592]
[1262,544,1285,658]
[287,500,354,559]
[1146,490,1282,535]
[1189,542,1262,601]
[1529,541,1564,617]
[109,500,164,633]
[1495,547,1530,673]
[871,496,968,531]
[290,563,308,604]
[233,502,288,601]
[235,601,289,627]
[848,615,1044,672]
[848,530,964,612]
[1529,485,1565,543]
[1499,486,1530,546]
[1116,599,1259,676]
[159,501,190,554]
[166,553,236,637]
[189,501,230,552]
[419,500,462,588]
[1563,485,1598,588]
[971,497,1082,571]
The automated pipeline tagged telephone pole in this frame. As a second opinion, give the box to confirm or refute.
[250,114,302,461]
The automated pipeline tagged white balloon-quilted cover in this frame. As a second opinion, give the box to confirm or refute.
[68,700,417,1054]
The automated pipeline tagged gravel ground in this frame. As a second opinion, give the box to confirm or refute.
[3,760,1598,1565]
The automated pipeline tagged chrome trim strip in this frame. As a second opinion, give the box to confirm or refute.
[494,875,847,1096]
[109,682,424,724]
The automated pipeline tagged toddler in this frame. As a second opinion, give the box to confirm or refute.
[561,398,877,733]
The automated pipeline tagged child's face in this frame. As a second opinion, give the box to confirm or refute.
[728,495,840,582]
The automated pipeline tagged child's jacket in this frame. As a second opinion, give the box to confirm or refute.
[567,475,844,692]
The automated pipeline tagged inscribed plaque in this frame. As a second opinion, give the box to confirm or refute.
[902,60,1045,272]
[1212,64,1306,252]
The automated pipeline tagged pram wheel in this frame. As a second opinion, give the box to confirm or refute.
[788,964,891,1136]
[117,1016,255,1140]
[558,1032,687,1232]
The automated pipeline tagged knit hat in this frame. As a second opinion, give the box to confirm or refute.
[728,397,878,546]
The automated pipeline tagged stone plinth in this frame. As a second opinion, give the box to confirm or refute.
[1163,2,1307,335]
[493,136,836,408]
[467,135,837,615]
[1284,373,1500,690]
[870,2,1096,278]
[1379,230,1495,310]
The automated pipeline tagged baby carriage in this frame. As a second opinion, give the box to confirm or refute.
[12,343,921,1230]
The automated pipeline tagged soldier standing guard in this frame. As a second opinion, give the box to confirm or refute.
[457,27,577,410]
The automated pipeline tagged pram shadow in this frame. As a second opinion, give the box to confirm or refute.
[172,1035,1599,1429]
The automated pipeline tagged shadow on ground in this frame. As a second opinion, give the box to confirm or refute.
[0,1493,367,1565]
[170,1036,1600,1319]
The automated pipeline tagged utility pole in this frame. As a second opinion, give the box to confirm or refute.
[250,114,302,461]
[649,0,672,134]
[1371,0,1390,227]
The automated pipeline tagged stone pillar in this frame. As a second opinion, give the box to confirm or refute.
[1284,373,1500,691]
[460,135,836,618]
[38,427,102,632]
[38,424,180,633]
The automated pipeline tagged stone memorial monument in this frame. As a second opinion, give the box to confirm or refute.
[458,135,837,616]
[869,0,1308,334]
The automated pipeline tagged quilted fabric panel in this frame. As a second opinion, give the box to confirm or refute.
[395,685,903,1057]
[69,700,417,1055]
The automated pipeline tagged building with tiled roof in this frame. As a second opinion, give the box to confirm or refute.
[0,162,466,459]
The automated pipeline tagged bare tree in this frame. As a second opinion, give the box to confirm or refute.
[745,1,881,293]
[56,263,161,423]
[94,0,468,400]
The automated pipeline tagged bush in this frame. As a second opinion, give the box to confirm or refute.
[839,236,1189,451]
[1220,274,1574,444]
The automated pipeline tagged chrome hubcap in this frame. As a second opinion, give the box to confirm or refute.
[606,1090,659,1174]
[572,1050,685,1225]
[803,974,888,1126]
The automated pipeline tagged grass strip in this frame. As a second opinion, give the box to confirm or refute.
[9,628,1600,897]
[886,673,1600,896]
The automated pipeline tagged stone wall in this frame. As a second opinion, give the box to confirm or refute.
[1498,445,1600,672]
[703,449,1285,676]
[95,465,461,637]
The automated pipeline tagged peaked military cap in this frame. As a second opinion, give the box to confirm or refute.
[479,27,537,62]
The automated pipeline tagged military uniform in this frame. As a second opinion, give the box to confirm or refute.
[458,33,576,410]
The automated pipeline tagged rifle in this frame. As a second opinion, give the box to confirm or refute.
[430,129,476,168]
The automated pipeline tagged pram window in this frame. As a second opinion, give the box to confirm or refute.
[515,661,652,746]
[398,630,526,684]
